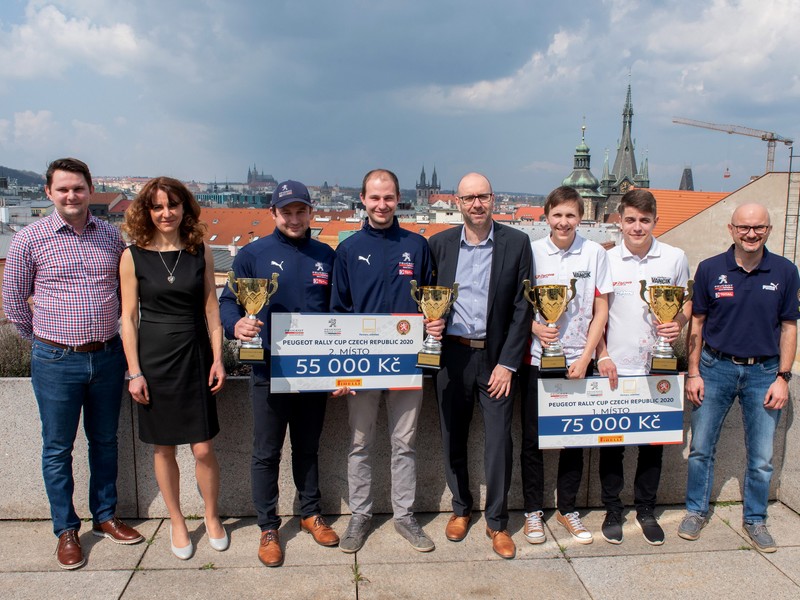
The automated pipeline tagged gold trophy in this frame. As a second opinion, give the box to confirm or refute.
[523,279,577,373]
[639,280,694,374]
[227,272,279,363]
[410,280,459,370]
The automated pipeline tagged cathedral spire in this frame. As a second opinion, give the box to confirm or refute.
[611,83,638,184]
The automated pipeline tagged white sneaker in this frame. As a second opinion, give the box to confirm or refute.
[523,511,546,544]
[556,511,593,544]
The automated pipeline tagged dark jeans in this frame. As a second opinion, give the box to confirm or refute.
[31,337,126,537]
[520,361,594,514]
[519,364,544,511]
[250,373,327,531]
[435,341,514,531]
[599,445,663,513]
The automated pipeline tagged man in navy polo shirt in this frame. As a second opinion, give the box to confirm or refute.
[678,203,799,552]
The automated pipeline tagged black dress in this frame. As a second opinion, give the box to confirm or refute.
[131,244,219,445]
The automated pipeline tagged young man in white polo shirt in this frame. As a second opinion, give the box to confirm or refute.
[595,189,690,545]
[522,185,612,545]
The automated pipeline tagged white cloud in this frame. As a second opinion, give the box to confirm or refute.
[72,119,108,143]
[0,3,145,79]
[401,28,585,113]
[14,110,56,143]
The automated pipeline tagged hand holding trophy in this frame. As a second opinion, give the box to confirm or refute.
[410,280,459,369]
[227,272,279,363]
[639,280,694,374]
[523,278,577,374]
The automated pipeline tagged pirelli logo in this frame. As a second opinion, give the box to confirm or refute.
[336,378,362,387]
[599,435,624,444]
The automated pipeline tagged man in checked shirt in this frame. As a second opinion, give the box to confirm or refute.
[3,158,143,570]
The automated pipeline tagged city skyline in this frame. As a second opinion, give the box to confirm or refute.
[0,1,797,195]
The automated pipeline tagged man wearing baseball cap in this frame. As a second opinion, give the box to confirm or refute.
[220,179,346,567]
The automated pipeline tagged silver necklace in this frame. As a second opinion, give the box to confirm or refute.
[156,248,182,283]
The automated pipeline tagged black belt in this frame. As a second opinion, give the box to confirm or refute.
[703,344,775,366]
[34,334,118,353]
[446,336,486,349]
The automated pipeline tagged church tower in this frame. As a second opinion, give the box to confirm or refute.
[562,124,606,221]
[416,165,441,206]
[600,84,650,216]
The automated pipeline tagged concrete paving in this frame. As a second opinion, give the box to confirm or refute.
[2,503,800,599]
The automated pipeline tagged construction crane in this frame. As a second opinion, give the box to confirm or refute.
[672,117,793,173]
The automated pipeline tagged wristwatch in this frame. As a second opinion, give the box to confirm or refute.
[777,371,793,382]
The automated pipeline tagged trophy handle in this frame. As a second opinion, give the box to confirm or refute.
[266,272,279,302]
[681,280,694,308]
[639,280,651,308]
[226,271,239,303]
[445,282,459,316]
[564,278,578,308]
[410,280,421,310]
[522,279,536,315]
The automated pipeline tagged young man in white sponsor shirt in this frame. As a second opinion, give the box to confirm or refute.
[522,185,612,545]
[594,189,690,545]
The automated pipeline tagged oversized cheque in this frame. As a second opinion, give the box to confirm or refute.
[538,375,684,448]
[270,313,424,392]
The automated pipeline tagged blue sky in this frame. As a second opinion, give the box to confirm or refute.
[0,0,797,194]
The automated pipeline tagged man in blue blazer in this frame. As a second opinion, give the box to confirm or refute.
[428,172,533,559]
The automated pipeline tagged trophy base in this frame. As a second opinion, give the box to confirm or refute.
[650,356,678,374]
[238,347,265,364]
[540,355,568,377]
[416,352,441,370]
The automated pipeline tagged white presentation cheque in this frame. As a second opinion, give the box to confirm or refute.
[538,375,685,449]
[270,313,424,393]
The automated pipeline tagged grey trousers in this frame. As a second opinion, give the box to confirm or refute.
[347,389,423,519]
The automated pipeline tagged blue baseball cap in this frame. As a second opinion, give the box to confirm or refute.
[272,180,313,208]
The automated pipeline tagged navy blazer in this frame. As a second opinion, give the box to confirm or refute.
[428,221,533,370]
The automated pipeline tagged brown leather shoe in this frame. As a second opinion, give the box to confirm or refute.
[300,515,340,547]
[258,530,283,567]
[445,513,471,542]
[56,530,85,570]
[92,517,144,544]
[486,527,516,559]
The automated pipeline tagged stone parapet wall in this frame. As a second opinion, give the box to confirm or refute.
[1,376,794,519]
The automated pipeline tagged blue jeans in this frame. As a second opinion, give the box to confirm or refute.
[31,337,126,537]
[686,347,780,524]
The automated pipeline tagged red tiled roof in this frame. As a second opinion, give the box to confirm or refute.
[399,222,455,237]
[90,192,125,206]
[200,208,461,250]
[109,199,132,214]
[201,207,276,245]
[493,213,515,221]
[514,206,544,221]
[650,189,729,237]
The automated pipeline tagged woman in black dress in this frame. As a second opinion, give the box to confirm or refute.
[121,177,227,559]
